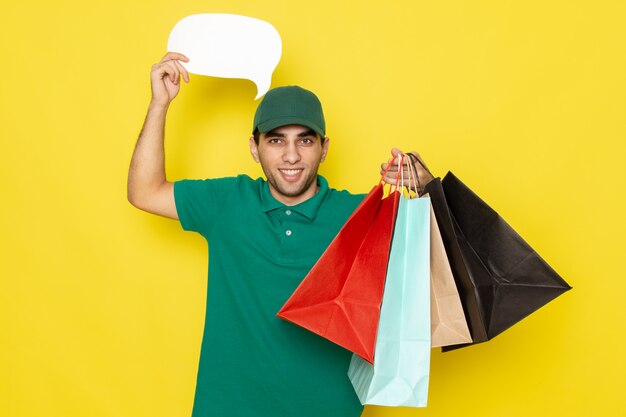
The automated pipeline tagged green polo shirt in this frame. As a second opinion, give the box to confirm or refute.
[174,174,365,417]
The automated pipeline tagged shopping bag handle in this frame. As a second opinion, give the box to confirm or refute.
[407,153,433,176]
[402,153,421,198]
[380,154,405,194]
[407,152,433,196]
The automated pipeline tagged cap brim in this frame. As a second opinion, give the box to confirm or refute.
[257,116,325,138]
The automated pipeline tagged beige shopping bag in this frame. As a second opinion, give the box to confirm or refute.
[428,202,472,348]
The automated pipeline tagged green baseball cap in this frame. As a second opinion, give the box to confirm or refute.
[252,86,326,138]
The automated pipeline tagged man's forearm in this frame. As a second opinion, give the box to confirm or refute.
[127,102,170,205]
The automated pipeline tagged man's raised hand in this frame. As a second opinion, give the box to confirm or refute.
[150,52,190,107]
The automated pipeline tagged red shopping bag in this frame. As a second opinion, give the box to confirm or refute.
[277,160,402,364]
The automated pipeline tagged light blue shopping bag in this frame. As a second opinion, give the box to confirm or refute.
[347,194,431,407]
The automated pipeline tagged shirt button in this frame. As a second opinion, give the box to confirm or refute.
[285,230,292,236]
[285,210,292,215]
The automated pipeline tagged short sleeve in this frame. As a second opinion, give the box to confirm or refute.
[174,177,238,235]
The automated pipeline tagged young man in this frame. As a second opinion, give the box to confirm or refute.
[128,52,433,417]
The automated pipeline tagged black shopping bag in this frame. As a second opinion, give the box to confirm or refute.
[424,177,488,347]
[436,172,572,350]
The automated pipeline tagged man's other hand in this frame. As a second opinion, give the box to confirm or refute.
[380,148,434,194]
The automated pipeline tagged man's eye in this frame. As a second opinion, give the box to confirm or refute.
[300,138,314,144]
[268,138,281,144]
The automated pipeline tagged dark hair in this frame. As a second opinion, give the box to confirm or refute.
[253,129,326,145]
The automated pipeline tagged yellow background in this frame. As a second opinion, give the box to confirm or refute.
[2,1,625,416]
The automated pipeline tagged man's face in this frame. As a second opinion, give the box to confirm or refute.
[249,124,330,205]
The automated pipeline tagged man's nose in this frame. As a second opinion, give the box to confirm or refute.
[282,142,301,164]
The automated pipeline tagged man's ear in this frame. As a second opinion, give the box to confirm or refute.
[249,137,260,163]
[320,137,330,162]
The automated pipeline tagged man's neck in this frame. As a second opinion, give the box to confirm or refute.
[269,185,320,206]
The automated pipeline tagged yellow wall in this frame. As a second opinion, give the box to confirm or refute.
[2,1,624,416]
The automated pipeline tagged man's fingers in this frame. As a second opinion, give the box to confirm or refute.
[152,61,178,76]
[380,151,432,192]
[159,61,181,84]
[173,60,190,83]
[381,162,414,173]
[157,53,190,84]
[160,52,190,63]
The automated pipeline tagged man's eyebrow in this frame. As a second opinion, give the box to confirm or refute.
[265,131,285,137]
[265,130,316,137]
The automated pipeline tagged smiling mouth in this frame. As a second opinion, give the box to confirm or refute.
[280,169,303,175]
[278,168,304,181]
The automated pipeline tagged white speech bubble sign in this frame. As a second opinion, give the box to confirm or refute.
[167,14,282,99]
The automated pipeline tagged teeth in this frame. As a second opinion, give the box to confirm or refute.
[281,169,302,176]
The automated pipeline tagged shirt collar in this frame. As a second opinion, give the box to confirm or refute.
[260,175,329,220]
